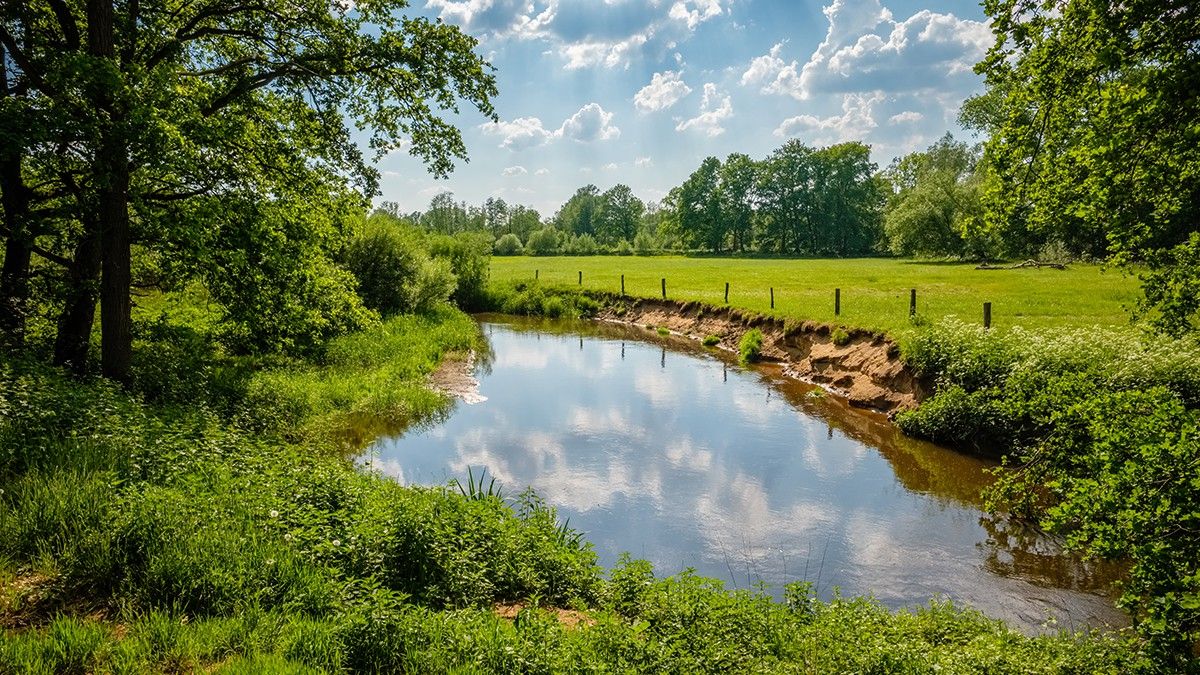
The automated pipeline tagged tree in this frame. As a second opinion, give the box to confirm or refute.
[972,0,1200,333]
[1,0,497,380]
[757,141,815,255]
[598,184,644,245]
[554,185,600,236]
[719,153,757,253]
[675,157,723,252]
[483,197,509,237]
[883,134,985,258]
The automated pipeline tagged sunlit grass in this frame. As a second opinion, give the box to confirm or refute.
[491,257,1142,336]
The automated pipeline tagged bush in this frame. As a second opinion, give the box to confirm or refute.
[493,233,524,256]
[702,334,720,347]
[614,239,633,256]
[831,327,851,346]
[633,231,658,256]
[341,220,457,316]
[738,329,763,364]
[571,234,599,256]
[525,227,561,256]
[428,232,491,310]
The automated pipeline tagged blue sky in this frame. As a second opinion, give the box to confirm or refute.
[376,0,992,216]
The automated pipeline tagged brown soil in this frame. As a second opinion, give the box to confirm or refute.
[594,296,927,414]
[428,350,487,405]
[494,602,595,629]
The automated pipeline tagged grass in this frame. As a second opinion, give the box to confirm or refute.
[0,297,1156,671]
[492,256,1142,336]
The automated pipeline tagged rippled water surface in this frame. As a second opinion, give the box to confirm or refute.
[363,316,1125,632]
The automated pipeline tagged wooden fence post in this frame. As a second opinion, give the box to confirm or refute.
[621,274,625,296]
[910,289,917,316]
[661,278,666,299]
[770,287,775,309]
[535,269,538,280]
[984,302,992,329]
[724,282,729,303]
[578,270,582,285]
[835,288,841,316]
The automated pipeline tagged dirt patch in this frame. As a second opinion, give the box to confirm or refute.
[494,602,595,629]
[595,296,926,414]
[429,350,487,405]
[0,571,112,632]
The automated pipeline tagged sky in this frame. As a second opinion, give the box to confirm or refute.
[374,0,993,217]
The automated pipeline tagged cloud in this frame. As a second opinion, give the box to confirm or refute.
[534,168,550,176]
[742,1,989,100]
[675,83,733,137]
[888,111,923,124]
[501,165,528,177]
[560,32,651,69]
[479,116,556,150]
[634,156,653,167]
[668,0,723,30]
[603,162,620,171]
[480,103,620,149]
[774,93,882,143]
[634,70,693,112]
[559,102,621,142]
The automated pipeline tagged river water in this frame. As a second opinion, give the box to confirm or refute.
[362,316,1126,633]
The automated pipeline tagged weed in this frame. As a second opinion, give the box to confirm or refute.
[739,330,764,364]
[702,334,720,347]
[831,327,851,346]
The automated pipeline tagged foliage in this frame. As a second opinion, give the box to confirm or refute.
[481,281,599,320]
[340,217,457,317]
[831,327,850,347]
[525,227,562,256]
[971,0,1200,333]
[897,318,1200,660]
[493,233,524,256]
[702,334,720,347]
[883,134,989,259]
[428,231,492,311]
[738,329,763,364]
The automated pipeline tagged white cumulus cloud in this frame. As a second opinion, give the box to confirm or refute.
[634,70,693,112]
[501,165,528,177]
[675,83,733,137]
[480,103,620,149]
[888,111,923,124]
[668,0,723,30]
[774,93,882,143]
[558,102,621,142]
[634,156,653,167]
[743,1,990,101]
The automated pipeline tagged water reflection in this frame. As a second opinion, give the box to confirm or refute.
[363,317,1126,633]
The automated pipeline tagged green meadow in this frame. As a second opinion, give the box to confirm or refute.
[491,257,1142,335]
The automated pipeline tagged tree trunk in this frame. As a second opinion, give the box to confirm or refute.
[0,43,32,348]
[88,0,133,383]
[53,218,102,373]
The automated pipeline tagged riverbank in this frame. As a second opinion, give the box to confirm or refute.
[0,303,1150,672]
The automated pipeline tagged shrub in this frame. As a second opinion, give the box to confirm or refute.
[614,239,633,256]
[831,327,851,346]
[633,231,658,256]
[739,330,763,364]
[341,221,457,316]
[702,334,720,347]
[572,234,599,256]
[428,232,491,310]
[493,233,523,256]
[525,227,561,256]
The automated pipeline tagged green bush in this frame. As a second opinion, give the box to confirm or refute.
[831,327,851,346]
[341,220,456,316]
[525,227,561,256]
[702,334,720,347]
[633,231,658,256]
[493,233,524,256]
[738,329,764,364]
[428,232,492,310]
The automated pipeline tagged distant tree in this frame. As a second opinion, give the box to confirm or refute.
[675,157,724,252]
[598,184,644,245]
[555,185,601,236]
[508,205,543,241]
[757,141,816,255]
[720,153,758,253]
[483,197,509,237]
[883,134,985,259]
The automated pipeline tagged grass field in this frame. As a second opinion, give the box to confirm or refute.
[491,257,1143,335]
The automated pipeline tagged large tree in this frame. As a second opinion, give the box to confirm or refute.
[1,0,497,379]
[597,183,643,245]
[973,0,1200,333]
[883,134,986,259]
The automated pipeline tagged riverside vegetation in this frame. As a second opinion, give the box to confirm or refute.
[3,0,1200,671]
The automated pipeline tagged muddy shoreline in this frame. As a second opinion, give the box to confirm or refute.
[590,295,926,414]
